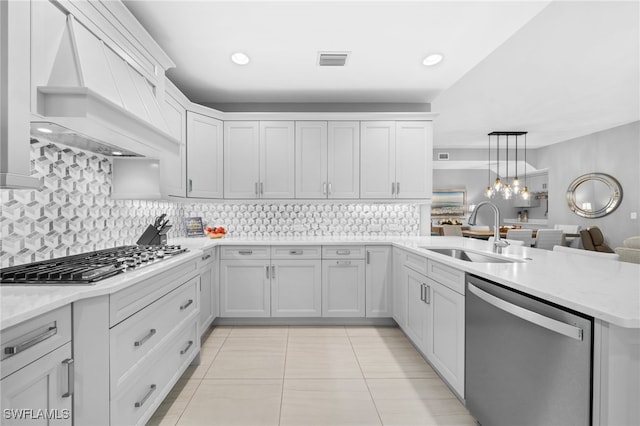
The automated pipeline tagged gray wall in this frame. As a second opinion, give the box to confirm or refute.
[534,121,640,248]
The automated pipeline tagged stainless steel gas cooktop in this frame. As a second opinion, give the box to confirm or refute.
[0,245,187,285]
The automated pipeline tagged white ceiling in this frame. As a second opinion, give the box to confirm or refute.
[123,0,639,148]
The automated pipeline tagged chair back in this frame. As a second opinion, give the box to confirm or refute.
[469,225,490,231]
[534,229,565,250]
[553,224,581,234]
[442,225,463,237]
[580,226,615,253]
[488,237,525,246]
[553,245,620,260]
[505,229,534,246]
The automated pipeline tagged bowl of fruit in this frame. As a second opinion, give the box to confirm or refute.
[205,226,227,239]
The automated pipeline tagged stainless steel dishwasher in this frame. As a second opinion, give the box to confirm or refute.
[465,274,593,426]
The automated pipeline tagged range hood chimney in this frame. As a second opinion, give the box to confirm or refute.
[34,15,180,157]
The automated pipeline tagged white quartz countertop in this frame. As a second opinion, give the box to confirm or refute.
[2,236,639,330]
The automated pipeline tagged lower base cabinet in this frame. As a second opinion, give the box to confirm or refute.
[198,247,218,335]
[220,260,271,317]
[271,260,322,317]
[403,265,430,351]
[0,342,73,425]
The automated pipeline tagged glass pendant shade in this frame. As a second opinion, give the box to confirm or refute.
[493,177,503,192]
[503,184,513,199]
[521,186,530,200]
[485,186,495,198]
[512,176,521,194]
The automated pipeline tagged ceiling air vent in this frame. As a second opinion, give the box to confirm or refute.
[318,52,350,67]
[437,152,450,161]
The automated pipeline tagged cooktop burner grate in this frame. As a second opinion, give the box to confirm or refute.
[0,245,188,285]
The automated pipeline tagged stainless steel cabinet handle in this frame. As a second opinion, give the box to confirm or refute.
[366,251,370,264]
[420,284,425,302]
[180,299,193,311]
[336,260,352,266]
[260,182,264,195]
[238,250,253,255]
[180,340,194,355]
[266,266,270,279]
[189,179,193,192]
[201,254,211,261]
[396,182,400,195]
[425,285,430,304]
[328,182,332,195]
[271,265,276,279]
[134,329,156,347]
[336,249,351,255]
[289,250,303,255]
[4,325,57,356]
[323,182,327,195]
[468,283,583,341]
[134,384,157,408]
[391,182,396,195]
[62,358,74,398]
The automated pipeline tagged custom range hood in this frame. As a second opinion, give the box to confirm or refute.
[33,15,180,157]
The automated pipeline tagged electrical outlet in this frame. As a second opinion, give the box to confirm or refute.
[631,212,638,220]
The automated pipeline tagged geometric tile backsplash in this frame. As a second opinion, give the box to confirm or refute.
[0,140,421,267]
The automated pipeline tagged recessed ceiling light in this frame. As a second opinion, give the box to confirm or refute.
[423,53,444,66]
[37,127,53,134]
[231,52,250,65]
[112,151,123,156]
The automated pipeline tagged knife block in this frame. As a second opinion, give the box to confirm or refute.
[136,225,171,245]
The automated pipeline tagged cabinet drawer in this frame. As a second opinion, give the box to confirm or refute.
[271,245,321,260]
[427,260,465,295]
[198,248,216,268]
[399,250,428,276]
[1,305,72,379]
[111,321,198,426]
[110,277,199,393]
[220,245,270,260]
[322,245,365,259]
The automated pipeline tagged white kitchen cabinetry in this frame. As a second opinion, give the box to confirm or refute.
[403,265,430,352]
[198,247,218,335]
[220,246,271,317]
[0,306,73,425]
[187,111,223,198]
[271,246,322,317]
[392,248,407,328]
[365,246,392,318]
[322,246,366,317]
[295,121,360,199]
[1,0,39,189]
[224,121,294,199]
[360,121,432,199]
[160,81,188,198]
[424,260,465,397]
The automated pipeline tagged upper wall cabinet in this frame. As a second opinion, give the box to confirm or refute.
[0,1,39,189]
[187,111,223,199]
[360,121,432,199]
[295,121,360,199]
[224,121,295,199]
[160,81,188,198]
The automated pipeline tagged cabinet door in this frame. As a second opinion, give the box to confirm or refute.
[360,121,396,198]
[271,260,322,317]
[186,112,223,198]
[327,121,360,199]
[220,260,270,317]
[392,248,407,328]
[425,278,465,396]
[365,246,392,318]
[322,260,365,317]
[295,121,328,199]
[395,121,433,199]
[404,267,429,353]
[0,342,72,425]
[260,121,295,198]
[224,121,260,198]
[160,91,187,197]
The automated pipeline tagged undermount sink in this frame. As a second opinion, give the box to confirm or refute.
[423,248,522,263]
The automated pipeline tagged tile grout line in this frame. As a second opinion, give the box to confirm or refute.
[346,329,385,426]
[278,326,289,426]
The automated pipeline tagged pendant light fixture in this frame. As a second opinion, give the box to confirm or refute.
[487,131,528,199]
[484,133,494,198]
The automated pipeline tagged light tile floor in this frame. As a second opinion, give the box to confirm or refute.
[147,326,476,426]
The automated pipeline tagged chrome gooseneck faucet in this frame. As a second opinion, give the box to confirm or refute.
[468,201,509,253]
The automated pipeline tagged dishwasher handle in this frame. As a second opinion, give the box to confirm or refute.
[468,283,583,341]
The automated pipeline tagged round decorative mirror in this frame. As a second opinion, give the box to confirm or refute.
[566,173,622,218]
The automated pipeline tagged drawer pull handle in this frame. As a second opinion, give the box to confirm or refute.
[180,340,194,355]
[4,325,57,357]
[238,250,253,255]
[180,299,194,311]
[62,358,74,398]
[336,250,351,255]
[201,254,212,261]
[134,384,157,408]
[425,285,431,304]
[289,250,303,255]
[134,329,156,347]
[336,260,352,266]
